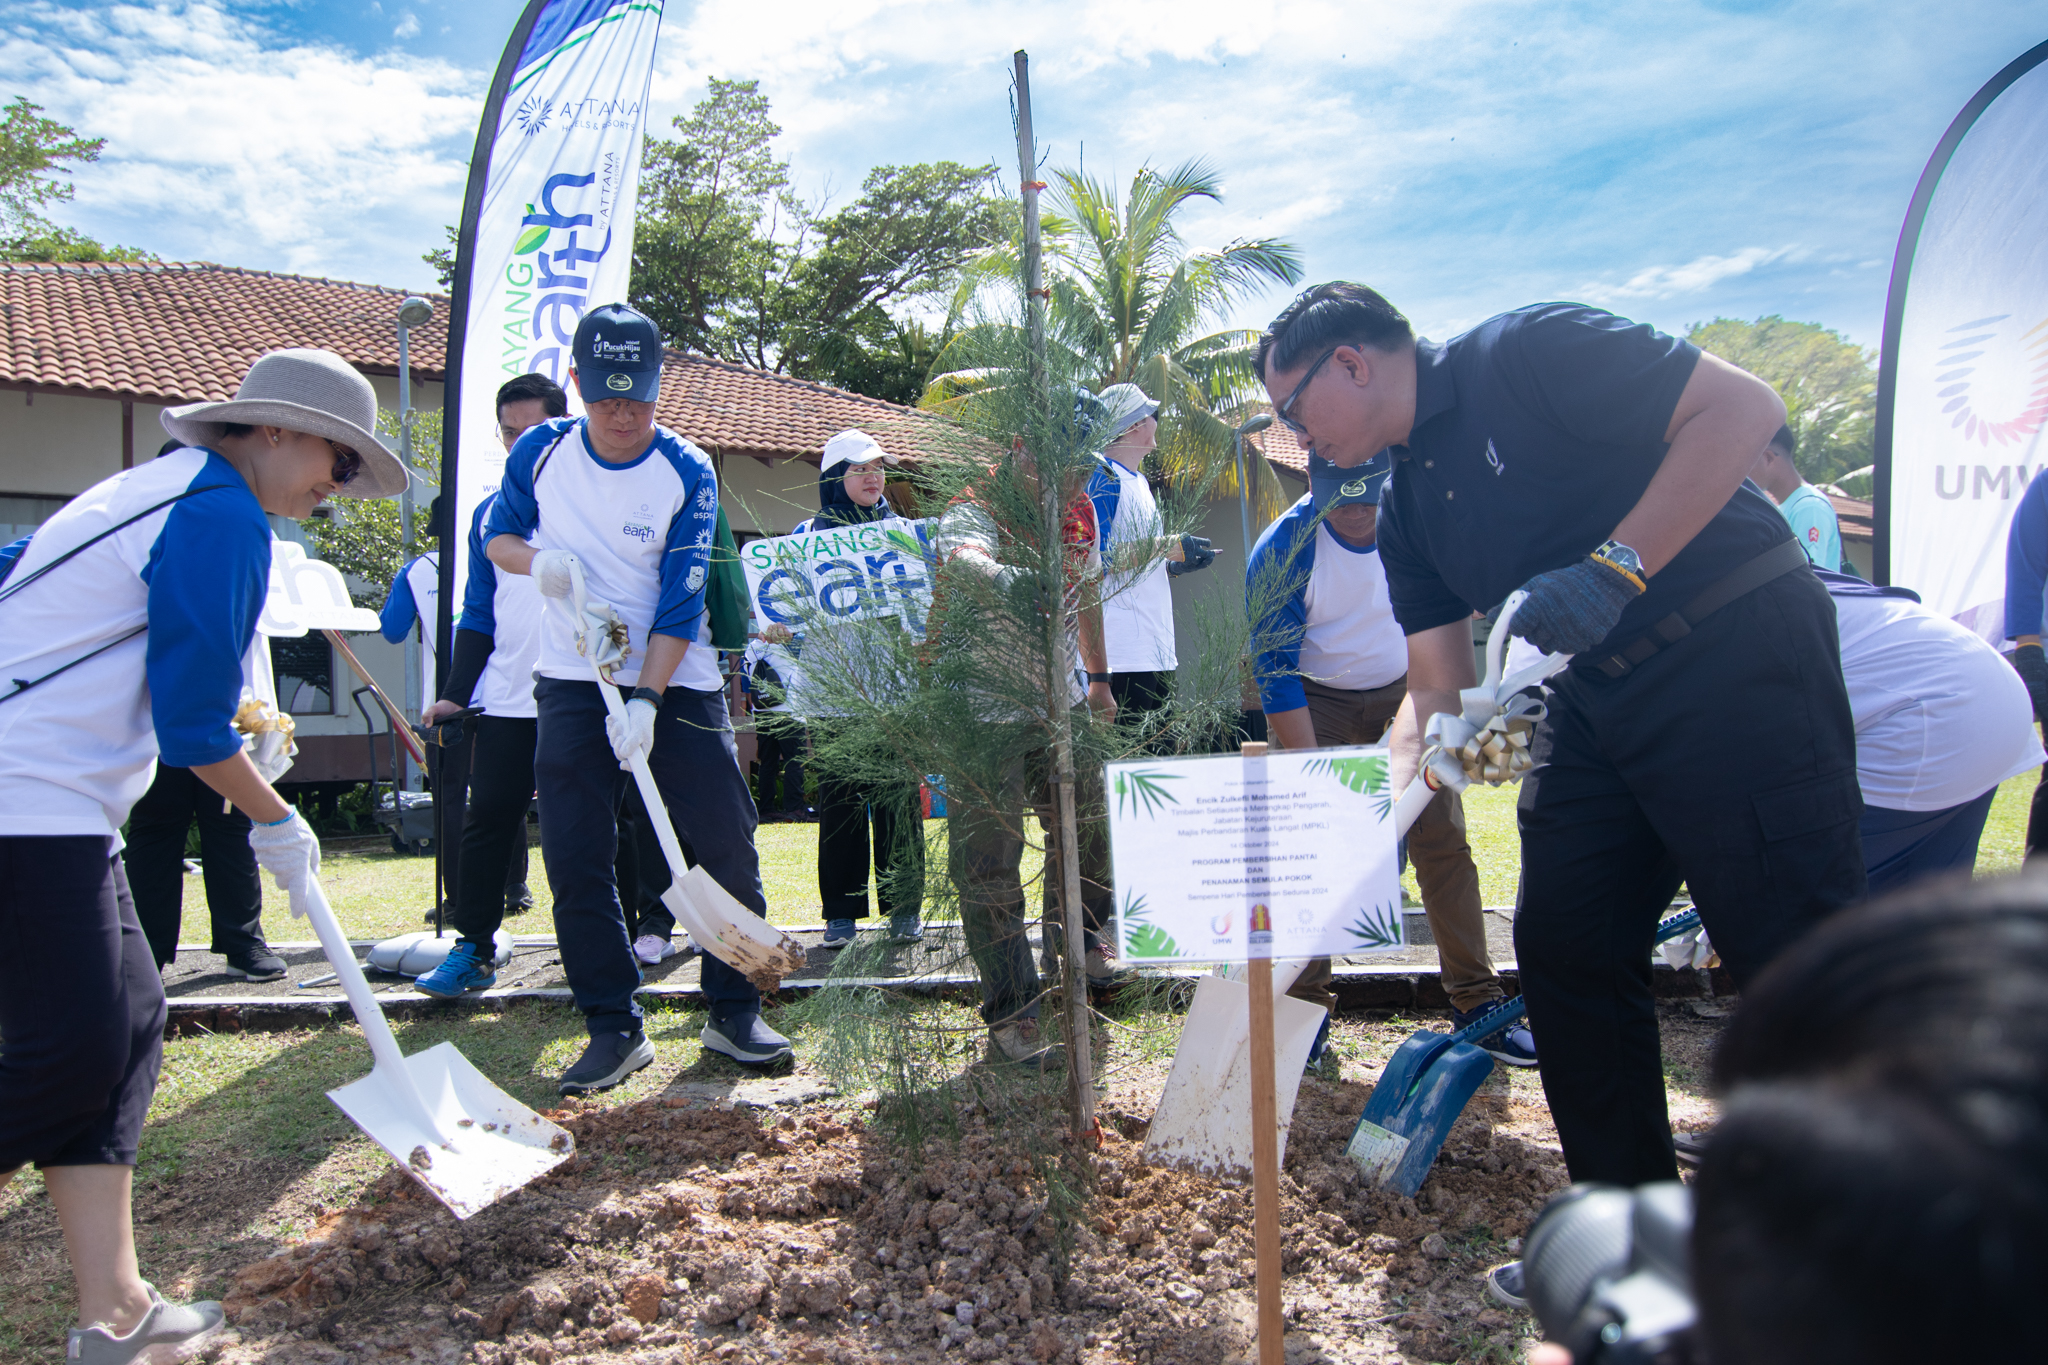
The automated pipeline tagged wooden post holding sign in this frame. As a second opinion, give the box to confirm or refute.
[1104,739,1407,1364]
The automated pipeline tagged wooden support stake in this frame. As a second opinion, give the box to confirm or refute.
[1242,741,1284,1364]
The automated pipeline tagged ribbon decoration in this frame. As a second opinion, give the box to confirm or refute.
[1417,591,1571,796]
[575,601,633,680]
[234,691,299,783]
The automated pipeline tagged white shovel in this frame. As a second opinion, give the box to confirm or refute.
[298,872,575,1218]
[569,562,809,990]
[1143,592,1570,1181]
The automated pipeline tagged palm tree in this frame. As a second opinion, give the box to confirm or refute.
[928,160,1301,517]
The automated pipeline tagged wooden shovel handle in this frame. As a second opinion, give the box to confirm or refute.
[325,629,427,766]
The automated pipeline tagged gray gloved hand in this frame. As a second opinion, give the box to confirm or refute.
[1508,555,1644,656]
[1167,534,1216,577]
[2012,643,2048,715]
[248,810,322,916]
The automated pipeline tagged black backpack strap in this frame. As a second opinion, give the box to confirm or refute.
[0,484,240,608]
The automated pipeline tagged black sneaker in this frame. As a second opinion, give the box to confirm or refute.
[1674,1126,1714,1169]
[1453,1002,1538,1067]
[557,1030,655,1095]
[505,884,534,915]
[224,950,287,983]
[701,1012,794,1067]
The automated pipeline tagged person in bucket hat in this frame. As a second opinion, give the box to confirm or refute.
[0,345,403,1363]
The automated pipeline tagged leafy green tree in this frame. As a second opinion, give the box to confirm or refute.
[302,407,443,605]
[1687,316,1876,486]
[931,161,1301,517]
[631,78,793,360]
[421,225,457,290]
[0,96,149,262]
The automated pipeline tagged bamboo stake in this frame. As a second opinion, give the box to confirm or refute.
[1243,740,1284,1364]
[1014,49,1095,1139]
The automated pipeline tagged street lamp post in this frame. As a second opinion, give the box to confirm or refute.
[395,296,434,788]
[1233,413,1274,562]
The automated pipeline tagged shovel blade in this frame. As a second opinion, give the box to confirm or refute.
[1346,1040,1495,1197]
[1360,1029,1460,1126]
[327,1041,575,1220]
[665,866,808,989]
[1144,976,1327,1183]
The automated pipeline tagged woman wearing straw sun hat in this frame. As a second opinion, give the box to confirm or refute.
[0,348,404,1364]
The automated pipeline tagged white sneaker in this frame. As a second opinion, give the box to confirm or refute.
[633,934,676,965]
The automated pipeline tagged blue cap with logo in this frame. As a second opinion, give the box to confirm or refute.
[572,303,663,403]
[1309,450,1391,509]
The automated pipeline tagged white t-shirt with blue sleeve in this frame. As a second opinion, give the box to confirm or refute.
[1247,493,1407,713]
[0,448,271,836]
[484,418,721,693]
[458,493,545,719]
[1086,456,1177,673]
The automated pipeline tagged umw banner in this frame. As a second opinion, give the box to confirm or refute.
[1878,40,2048,638]
[435,0,663,654]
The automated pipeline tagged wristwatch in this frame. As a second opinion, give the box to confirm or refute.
[1086,671,1112,684]
[1590,539,1646,590]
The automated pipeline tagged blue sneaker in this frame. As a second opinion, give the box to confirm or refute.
[414,940,497,998]
[821,918,857,949]
[701,1011,794,1067]
[1453,1003,1538,1067]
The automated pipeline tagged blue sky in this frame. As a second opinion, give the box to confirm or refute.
[4,1,2040,350]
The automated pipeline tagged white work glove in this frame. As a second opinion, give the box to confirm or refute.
[248,811,322,916]
[530,549,580,599]
[606,696,659,769]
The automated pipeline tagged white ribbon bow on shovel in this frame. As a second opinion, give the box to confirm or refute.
[1417,590,1573,797]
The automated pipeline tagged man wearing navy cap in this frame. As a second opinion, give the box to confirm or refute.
[1247,450,1528,1064]
[485,302,792,1092]
[1259,283,1864,1191]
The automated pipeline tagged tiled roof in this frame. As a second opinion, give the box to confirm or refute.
[1828,492,1874,541]
[654,351,967,465]
[1,259,965,465]
[1249,419,1308,475]
[1,261,447,403]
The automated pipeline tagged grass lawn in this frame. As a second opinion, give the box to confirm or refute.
[184,774,2039,944]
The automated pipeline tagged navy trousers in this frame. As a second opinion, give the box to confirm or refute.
[0,837,165,1169]
[1516,568,1866,1186]
[1860,788,1997,898]
[534,677,765,1035]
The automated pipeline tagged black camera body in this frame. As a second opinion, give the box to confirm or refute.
[1524,1181,1699,1364]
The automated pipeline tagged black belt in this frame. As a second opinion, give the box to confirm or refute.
[1591,538,1810,680]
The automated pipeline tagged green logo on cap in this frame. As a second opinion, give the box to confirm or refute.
[606,373,634,392]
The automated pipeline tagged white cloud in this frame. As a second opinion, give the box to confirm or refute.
[0,1,480,287]
[1576,248,1797,306]
[394,11,420,39]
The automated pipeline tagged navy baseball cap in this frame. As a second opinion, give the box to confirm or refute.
[572,303,663,403]
[1309,450,1391,509]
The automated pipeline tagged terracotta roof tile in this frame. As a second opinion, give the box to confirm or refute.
[653,351,965,465]
[1249,420,1308,475]
[1,259,967,465]
[1,260,446,404]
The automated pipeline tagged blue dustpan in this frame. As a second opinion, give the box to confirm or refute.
[1345,909,1703,1196]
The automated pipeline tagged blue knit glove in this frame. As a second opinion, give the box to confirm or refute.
[1508,556,1644,655]
[2012,643,2048,715]
[1167,534,1216,577]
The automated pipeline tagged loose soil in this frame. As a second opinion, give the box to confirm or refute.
[165,1004,1725,1365]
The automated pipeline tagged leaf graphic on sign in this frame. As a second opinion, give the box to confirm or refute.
[1345,901,1404,951]
[1305,755,1392,820]
[1116,768,1183,819]
[514,225,550,255]
[1126,923,1180,959]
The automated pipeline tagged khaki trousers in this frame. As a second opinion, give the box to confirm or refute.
[1279,676,1502,1014]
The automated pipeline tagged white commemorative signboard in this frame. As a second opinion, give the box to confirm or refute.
[1106,745,1404,965]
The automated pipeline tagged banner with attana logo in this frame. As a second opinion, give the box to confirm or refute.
[444,0,664,618]
[1881,43,2048,636]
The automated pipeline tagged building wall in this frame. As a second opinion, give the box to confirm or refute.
[717,452,827,537]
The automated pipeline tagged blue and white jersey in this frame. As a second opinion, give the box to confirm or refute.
[484,417,720,692]
[458,493,544,719]
[0,448,271,836]
[380,551,440,714]
[1246,493,1407,713]
[1087,456,1177,673]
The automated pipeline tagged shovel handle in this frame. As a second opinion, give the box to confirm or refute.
[297,872,447,1141]
[1443,907,1707,1049]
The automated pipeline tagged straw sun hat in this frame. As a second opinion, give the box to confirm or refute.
[161,348,409,499]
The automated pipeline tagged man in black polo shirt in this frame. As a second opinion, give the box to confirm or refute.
[1257,283,1865,1188]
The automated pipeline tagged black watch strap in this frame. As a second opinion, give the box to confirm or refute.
[630,686,665,705]
[1086,671,1112,684]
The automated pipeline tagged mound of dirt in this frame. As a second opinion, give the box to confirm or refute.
[213,1061,1573,1365]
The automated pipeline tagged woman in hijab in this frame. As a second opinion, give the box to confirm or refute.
[789,429,926,949]
[0,348,406,1364]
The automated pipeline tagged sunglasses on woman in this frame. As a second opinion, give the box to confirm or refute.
[325,440,363,486]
